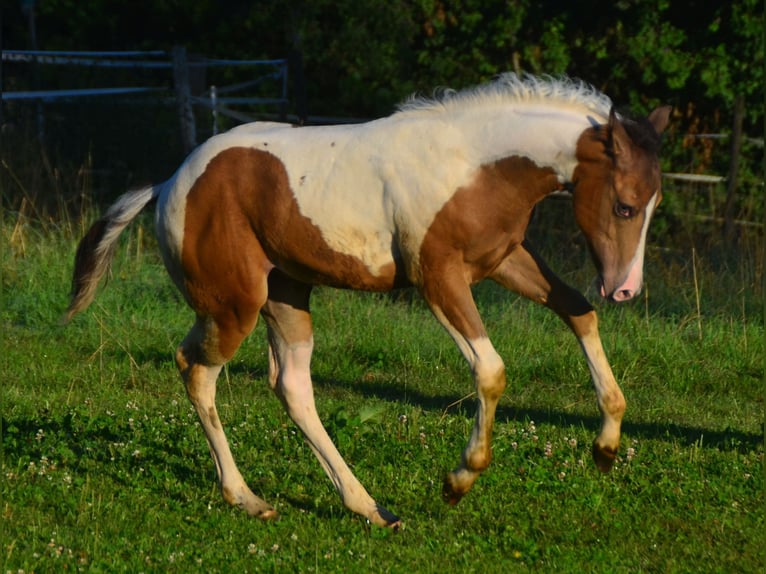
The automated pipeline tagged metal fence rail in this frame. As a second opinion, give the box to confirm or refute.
[2,48,289,149]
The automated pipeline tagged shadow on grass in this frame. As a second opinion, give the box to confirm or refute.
[2,411,213,501]
[4,357,761,523]
[316,376,763,456]
[55,346,762,462]
[123,347,762,455]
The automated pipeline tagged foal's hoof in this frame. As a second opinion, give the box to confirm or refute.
[441,473,467,506]
[373,504,402,530]
[256,508,280,521]
[236,496,278,520]
[592,441,617,473]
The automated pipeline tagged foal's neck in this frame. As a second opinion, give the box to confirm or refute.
[459,103,605,182]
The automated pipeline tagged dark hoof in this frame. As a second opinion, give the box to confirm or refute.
[592,441,617,473]
[376,504,402,530]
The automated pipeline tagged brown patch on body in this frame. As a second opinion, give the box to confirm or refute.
[418,155,563,338]
[422,156,562,281]
[180,147,407,359]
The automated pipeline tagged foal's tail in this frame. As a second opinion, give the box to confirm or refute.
[64,185,160,322]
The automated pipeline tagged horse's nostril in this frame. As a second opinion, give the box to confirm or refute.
[612,289,634,302]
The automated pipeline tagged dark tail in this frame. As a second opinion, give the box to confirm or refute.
[64,185,160,322]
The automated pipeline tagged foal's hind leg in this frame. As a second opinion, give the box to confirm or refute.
[176,315,277,519]
[261,271,400,527]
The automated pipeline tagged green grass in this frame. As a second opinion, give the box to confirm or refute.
[2,214,764,573]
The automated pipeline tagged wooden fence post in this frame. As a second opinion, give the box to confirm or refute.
[723,95,745,246]
[172,45,197,154]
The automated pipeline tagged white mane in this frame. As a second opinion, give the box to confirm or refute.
[397,73,613,118]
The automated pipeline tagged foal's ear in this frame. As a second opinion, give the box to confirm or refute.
[648,105,673,135]
[607,106,630,158]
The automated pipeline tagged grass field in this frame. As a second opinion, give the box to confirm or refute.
[2,212,764,573]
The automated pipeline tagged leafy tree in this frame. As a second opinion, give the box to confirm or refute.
[3,0,762,228]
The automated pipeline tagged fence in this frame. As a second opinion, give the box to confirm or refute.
[2,47,289,153]
[2,50,762,244]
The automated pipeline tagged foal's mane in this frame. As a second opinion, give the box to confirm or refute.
[397,73,613,119]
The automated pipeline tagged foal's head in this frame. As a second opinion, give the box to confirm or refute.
[571,106,672,302]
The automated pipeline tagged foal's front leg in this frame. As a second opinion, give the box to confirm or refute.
[420,272,507,504]
[491,243,626,472]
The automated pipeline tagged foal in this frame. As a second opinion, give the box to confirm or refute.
[67,74,670,526]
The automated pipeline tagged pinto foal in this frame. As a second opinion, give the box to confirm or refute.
[67,74,670,527]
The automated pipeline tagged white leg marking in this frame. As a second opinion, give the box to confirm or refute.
[272,335,398,526]
[579,330,626,469]
[182,361,275,517]
[432,306,506,502]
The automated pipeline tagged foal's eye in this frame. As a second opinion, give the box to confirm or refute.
[614,201,635,219]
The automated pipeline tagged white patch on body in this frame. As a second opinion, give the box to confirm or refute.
[157,77,611,282]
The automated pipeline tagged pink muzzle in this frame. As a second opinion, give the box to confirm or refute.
[600,258,643,302]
